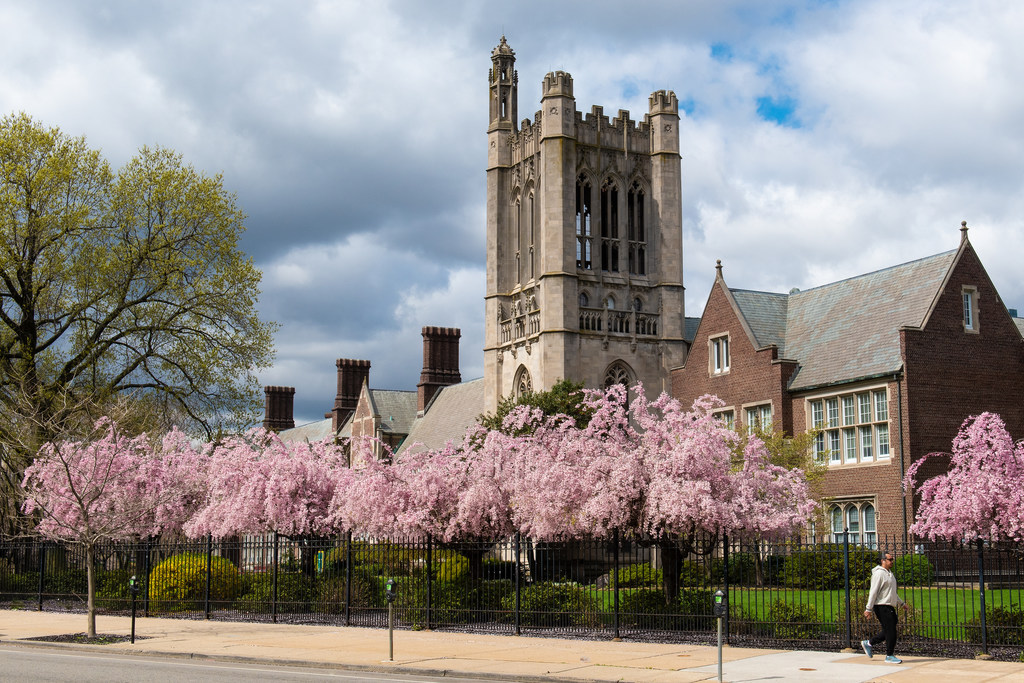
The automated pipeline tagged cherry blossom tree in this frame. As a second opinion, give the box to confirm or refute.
[905,412,1024,542]
[185,429,346,540]
[21,418,199,637]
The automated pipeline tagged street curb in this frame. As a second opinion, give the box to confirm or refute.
[0,638,603,683]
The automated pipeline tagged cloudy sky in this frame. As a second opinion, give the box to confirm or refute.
[3,0,1022,425]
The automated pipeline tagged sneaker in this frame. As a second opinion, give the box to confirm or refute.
[884,655,902,664]
[861,640,872,658]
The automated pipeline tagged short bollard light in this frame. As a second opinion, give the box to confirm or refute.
[385,578,397,661]
[129,574,141,644]
[714,589,727,682]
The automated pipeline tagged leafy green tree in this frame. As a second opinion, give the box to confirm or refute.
[477,378,594,435]
[0,113,276,530]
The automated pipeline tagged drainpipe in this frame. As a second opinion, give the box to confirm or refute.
[896,373,908,544]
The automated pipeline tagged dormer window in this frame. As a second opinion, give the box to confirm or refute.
[710,334,730,374]
[963,286,978,332]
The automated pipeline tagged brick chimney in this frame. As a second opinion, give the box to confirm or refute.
[332,359,370,432]
[263,386,295,432]
[417,327,461,412]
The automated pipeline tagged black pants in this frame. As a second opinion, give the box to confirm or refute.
[870,604,898,656]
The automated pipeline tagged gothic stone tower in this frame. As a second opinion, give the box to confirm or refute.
[484,37,687,412]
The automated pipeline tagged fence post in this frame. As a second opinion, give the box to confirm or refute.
[344,531,352,626]
[842,529,852,650]
[36,540,45,612]
[143,538,151,617]
[723,534,730,644]
[613,529,620,641]
[976,538,988,656]
[205,534,212,620]
[514,532,521,636]
[426,534,432,631]
[272,532,279,624]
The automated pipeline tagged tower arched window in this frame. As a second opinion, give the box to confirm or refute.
[528,193,536,280]
[514,366,533,398]
[604,362,633,389]
[628,181,647,275]
[600,179,619,272]
[575,175,593,270]
[579,292,589,307]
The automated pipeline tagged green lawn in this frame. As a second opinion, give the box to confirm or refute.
[593,585,1023,628]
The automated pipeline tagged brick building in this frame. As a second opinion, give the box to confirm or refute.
[671,224,1024,541]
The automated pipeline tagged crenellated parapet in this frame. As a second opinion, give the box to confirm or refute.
[648,89,678,115]
[542,70,573,97]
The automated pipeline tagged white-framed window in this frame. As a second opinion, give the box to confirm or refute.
[811,400,824,428]
[874,391,888,421]
[828,501,877,548]
[858,393,872,423]
[963,286,978,332]
[806,385,890,467]
[745,403,772,430]
[860,425,873,461]
[715,409,735,430]
[828,430,841,463]
[826,398,840,428]
[711,335,730,374]
[843,396,855,425]
[876,424,890,459]
[844,428,857,463]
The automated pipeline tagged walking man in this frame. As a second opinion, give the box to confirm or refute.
[862,551,910,663]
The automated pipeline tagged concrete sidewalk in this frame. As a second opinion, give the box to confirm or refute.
[0,610,1020,682]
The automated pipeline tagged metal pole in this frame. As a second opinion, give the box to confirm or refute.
[977,539,988,655]
[205,535,212,620]
[717,612,723,682]
[388,601,394,661]
[723,534,730,644]
[613,529,620,641]
[131,582,137,644]
[843,529,852,650]
[514,532,522,636]
[272,532,279,624]
[426,534,432,631]
[36,541,45,612]
[344,531,352,626]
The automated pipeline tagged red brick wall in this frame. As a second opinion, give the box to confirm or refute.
[901,242,1024,533]
[671,281,791,429]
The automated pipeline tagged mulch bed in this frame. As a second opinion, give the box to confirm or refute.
[25,633,148,645]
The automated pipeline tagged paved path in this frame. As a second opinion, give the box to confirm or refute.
[0,610,1021,682]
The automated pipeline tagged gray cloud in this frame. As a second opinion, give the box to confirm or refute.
[3,0,1022,425]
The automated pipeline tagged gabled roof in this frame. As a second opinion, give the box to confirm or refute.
[684,316,701,343]
[730,289,788,354]
[367,389,418,435]
[720,249,959,391]
[784,250,957,390]
[277,418,334,444]
[400,377,485,454]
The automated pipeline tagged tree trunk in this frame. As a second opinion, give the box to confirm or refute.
[86,544,97,638]
[660,540,681,606]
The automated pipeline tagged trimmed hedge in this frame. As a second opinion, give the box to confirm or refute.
[148,552,240,612]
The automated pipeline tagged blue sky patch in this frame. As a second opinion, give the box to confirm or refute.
[756,95,800,128]
[710,42,733,62]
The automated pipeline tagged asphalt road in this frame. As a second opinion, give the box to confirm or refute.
[0,646,504,683]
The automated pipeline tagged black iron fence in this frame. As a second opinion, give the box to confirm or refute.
[1,533,1021,660]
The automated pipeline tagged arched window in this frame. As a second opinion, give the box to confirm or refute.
[628,180,647,275]
[604,361,633,389]
[600,179,619,272]
[606,296,615,310]
[575,175,593,270]
[514,366,533,398]
[579,292,589,307]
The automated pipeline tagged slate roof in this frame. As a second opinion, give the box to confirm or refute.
[367,389,418,435]
[727,249,959,391]
[277,418,335,444]
[684,316,702,343]
[400,378,485,454]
